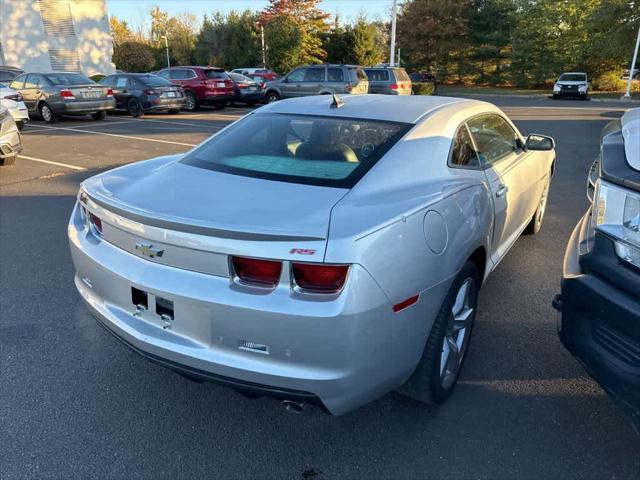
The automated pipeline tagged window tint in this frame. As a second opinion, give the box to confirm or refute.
[139,75,172,86]
[44,73,92,85]
[467,114,519,165]
[0,70,20,82]
[170,69,194,80]
[286,69,305,82]
[181,113,412,188]
[327,68,344,82]
[303,68,325,82]
[157,70,169,79]
[364,69,389,82]
[9,74,26,89]
[24,74,40,89]
[230,73,252,83]
[99,76,115,87]
[115,77,130,88]
[204,70,229,80]
[450,125,480,168]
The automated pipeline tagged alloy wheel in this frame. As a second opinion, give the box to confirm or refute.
[440,277,475,389]
[41,105,52,122]
[185,93,196,111]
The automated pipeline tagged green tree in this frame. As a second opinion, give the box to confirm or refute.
[150,7,198,67]
[109,16,132,47]
[194,13,227,66]
[397,0,472,73]
[112,41,155,72]
[260,0,330,64]
[349,17,385,66]
[264,15,303,73]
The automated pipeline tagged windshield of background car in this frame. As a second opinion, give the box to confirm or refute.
[181,113,411,188]
[44,73,93,85]
[559,74,586,82]
[205,70,229,80]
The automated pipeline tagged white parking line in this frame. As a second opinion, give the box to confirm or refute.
[26,123,197,147]
[18,154,87,171]
[128,117,225,129]
[65,120,137,129]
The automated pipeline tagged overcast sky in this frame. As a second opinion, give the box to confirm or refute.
[107,0,394,29]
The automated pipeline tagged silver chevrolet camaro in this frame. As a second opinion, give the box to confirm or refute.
[69,95,555,415]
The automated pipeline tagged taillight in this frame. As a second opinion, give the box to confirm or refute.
[232,256,282,288]
[60,89,75,99]
[89,212,103,236]
[292,263,349,293]
[389,83,398,90]
[106,88,113,97]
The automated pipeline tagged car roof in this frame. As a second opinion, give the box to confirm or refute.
[561,72,587,75]
[167,66,223,71]
[259,94,479,124]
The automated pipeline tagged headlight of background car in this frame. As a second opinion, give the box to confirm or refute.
[579,83,588,91]
[592,179,640,268]
[553,83,561,92]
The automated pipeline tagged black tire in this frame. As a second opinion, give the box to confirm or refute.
[246,101,256,107]
[168,109,180,115]
[398,261,479,405]
[524,170,551,235]
[91,111,107,120]
[265,91,280,103]
[39,102,57,123]
[213,100,227,110]
[552,94,559,100]
[184,91,199,111]
[0,155,16,166]
[127,98,144,118]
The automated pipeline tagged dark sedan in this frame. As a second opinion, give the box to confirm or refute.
[9,72,115,123]
[99,73,184,117]
[228,72,264,106]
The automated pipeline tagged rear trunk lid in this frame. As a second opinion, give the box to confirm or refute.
[82,156,348,268]
[63,83,109,101]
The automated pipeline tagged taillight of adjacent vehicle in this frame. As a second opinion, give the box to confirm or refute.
[88,212,103,236]
[106,88,113,97]
[232,256,282,288]
[60,89,75,99]
[292,263,349,294]
[389,83,399,91]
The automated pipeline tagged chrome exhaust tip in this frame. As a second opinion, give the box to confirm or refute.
[282,399,306,413]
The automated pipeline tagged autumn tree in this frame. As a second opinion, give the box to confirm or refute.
[260,0,330,64]
[150,7,198,67]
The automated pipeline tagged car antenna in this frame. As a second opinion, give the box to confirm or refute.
[330,93,345,109]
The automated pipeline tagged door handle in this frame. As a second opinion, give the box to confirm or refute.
[496,184,509,198]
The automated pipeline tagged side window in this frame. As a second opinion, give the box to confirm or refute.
[115,76,129,88]
[157,70,169,79]
[303,68,325,82]
[450,124,480,168]
[327,68,344,82]
[467,114,519,165]
[171,69,193,80]
[10,74,27,89]
[24,74,40,89]
[286,69,305,83]
[99,76,114,87]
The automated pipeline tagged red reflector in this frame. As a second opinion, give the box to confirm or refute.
[89,212,103,235]
[232,256,282,287]
[393,294,419,313]
[292,263,349,293]
[60,89,75,98]
[389,83,398,90]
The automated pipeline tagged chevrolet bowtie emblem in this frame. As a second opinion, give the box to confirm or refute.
[135,242,164,258]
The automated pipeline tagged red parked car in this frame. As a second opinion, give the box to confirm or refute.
[157,66,234,111]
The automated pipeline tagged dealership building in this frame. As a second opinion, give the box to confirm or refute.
[0,0,116,75]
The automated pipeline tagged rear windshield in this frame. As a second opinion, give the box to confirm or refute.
[205,70,229,80]
[44,73,93,85]
[230,73,252,82]
[138,75,172,86]
[181,113,411,188]
[559,73,586,82]
[395,69,410,81]
[349,68,367,82]
[364,69,389,82]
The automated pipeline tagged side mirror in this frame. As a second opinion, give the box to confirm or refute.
[525,134,555,151]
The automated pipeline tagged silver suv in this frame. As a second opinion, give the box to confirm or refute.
[364,67,412,95]
[264,64,369,103]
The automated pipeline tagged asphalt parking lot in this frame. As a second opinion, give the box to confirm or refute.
[1,97,639,479]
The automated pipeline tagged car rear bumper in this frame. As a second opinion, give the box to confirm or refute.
[68,202,445,414]
[145,97,185,111]
[59,98,116,114]
[558,212,640,429]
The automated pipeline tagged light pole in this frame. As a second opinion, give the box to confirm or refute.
[390,0,397,66]
[261,25,266,68]
[161,34,170,69]
[623,24,640,100]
